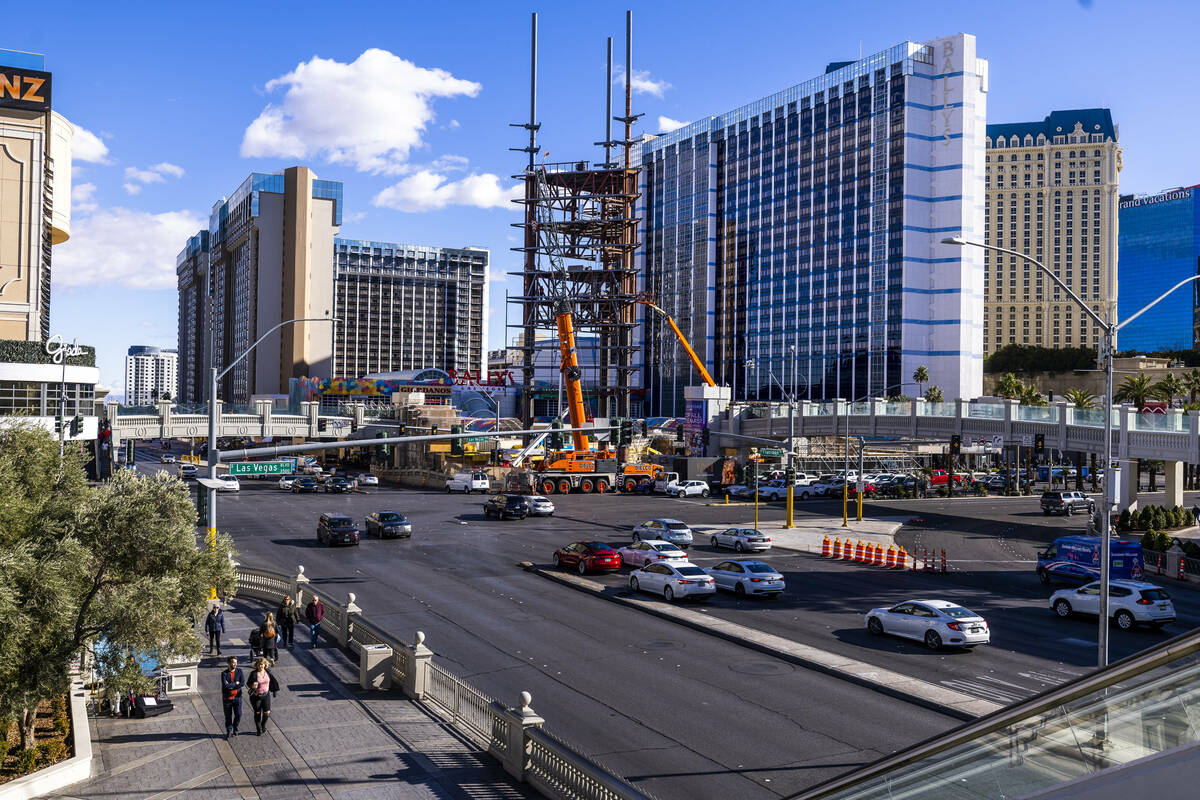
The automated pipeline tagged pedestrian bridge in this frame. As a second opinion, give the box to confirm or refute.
[103,400,359,442]
[727,397,1200,508]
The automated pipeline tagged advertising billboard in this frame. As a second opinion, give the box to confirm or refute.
[0,67,51,112]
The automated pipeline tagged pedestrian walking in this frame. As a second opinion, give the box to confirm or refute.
[204,604,226,655]
[246,657,280,735]
[1192,504,1200,527]
[220,656,244,739]
[260,612,279,663]
[277,596,300,649]
[305,595,325,647]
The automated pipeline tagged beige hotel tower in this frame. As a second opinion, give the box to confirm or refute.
[983,109,1121,353]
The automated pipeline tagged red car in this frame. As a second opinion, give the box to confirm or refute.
[847,482,877,498]
[553,541,622,575]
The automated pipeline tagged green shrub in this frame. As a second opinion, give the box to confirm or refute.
[37,739,65,763]
[0,740,8,763]
[1183,541,1200,559]
[1118,509,1132,531]
[18,747,37,773]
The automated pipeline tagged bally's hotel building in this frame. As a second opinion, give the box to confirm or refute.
[635,34,988,414]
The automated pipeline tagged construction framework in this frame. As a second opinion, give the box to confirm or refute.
[508,11,642,424]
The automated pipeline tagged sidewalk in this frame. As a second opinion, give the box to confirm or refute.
[688,513,907,554]
[43,599,531,800]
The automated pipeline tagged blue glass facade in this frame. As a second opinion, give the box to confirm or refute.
[1117,187,1200,352]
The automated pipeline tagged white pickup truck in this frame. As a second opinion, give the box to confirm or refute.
[652,472,681,494]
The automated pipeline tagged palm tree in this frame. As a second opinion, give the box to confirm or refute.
[1184,369,1200,405]
[995,372,1024,400]
[1114,373,1155,410]
[1063,388,1097,410]
[1154,373,1187,407]
[923,385,944,403]
[1019,385,1048,406]
[912,366,929,398]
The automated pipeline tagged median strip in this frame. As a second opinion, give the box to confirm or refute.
[520,562,1004,721]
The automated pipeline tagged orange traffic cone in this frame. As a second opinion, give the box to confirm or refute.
[873,544,886,566]
[843,539,855,561]
[854,540,866,562]
[863,542,874,564]
[821,536,832,558]
[831,537,843,559]
[885,545,897,568]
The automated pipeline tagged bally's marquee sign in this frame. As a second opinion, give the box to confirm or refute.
[0,66,51,112]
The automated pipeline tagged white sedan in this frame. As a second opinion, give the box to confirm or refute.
[628,562,715,602]
[864,599,990,650]
[705,560,785,597]
[160,454,176,464]
[278,476,297,490]
[666,480,711,498]
[356,473,380,486]
[709,527,772,553]
[617,540,688,568]
[214,476,241,492]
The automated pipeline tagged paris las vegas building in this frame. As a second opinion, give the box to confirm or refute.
[635,34,988,415]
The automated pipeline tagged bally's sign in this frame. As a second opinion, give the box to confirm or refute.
[0,66,51,112]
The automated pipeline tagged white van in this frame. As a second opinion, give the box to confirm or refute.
[445,471,490,494]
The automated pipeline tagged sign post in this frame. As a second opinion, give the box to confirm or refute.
[228,461,295,476]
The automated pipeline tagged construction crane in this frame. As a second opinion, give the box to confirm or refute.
[637,298,716,387]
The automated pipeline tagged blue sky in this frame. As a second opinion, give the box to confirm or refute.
[21,0,1200,395]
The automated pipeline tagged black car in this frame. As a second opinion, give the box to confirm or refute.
[483,494,529,520]
[317,513,360,546]
[292,477,319,493]
[324,476,352,493]
[365,511,412,538]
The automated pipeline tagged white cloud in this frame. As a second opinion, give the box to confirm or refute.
[372,170,521,212]
[615,67,671,98]
[488,267,509,285]
[53,206,206,290]
[72,182,98,214]
[124,166,166,185]
[343,210,367,224]
[447,119,460,129]
[241,49,481,174]
[658,116,688,133]
[122,162,185,194]
[430,154,469,172]
[122,182,142,195]
[71,124,110,164]
[150,162,185,178]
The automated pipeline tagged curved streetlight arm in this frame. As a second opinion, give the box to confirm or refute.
[217,316,339,381]
[943,237,1107,330]
[1116,274,1200,332]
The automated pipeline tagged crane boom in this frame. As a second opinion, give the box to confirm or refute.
[555,302,590,452]
[638,300,716,387]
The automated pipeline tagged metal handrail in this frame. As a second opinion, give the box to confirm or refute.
[786,625,1200,799]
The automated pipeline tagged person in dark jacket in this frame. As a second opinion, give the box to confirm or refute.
[204,605,226,655]
[276,596,300,649]
[260,612,279,663]
[220,656,244,738]
[246,657,280,735]
[304,596,325,647]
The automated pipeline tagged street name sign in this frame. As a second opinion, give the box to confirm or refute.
[228,461,294,476]
[761,448,784,458]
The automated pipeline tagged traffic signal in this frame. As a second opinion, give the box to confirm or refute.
[675,423,684,442]
[375,430,389,458]
[549,420,564,450]
[318,418,328,433]
[431,425,439,436]
[70,415,83,436]
[949,434,961,457]
[746,460,759,485]
[451,424,464,456]
[639,419,648,437]
[1034,433,1045,454]
[620,419,633,447]
[397,424,407,437]
[702,429,710,448]
[785,466,796,483]
[54,415,63,434]
[196,485,209,527]
[350,420,358,434]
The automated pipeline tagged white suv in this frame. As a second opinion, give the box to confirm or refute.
[445,471,490,494]
[1050,580,1175,630]
[667,480,710,498]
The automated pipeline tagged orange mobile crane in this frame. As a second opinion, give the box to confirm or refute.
[637,298,716,388]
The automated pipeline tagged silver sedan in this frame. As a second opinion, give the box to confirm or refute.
[705,560,785,597]
[628,562,715,602]
[524,495,556,516]
[709,527,772,553]
[864,599,990,650]
[617,540,687,568]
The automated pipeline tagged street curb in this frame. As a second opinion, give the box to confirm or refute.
[520,561,1003,722]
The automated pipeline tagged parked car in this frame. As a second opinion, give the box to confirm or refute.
[631,519,693,548]
[524,495,556,516]
[1040,490,1095,517]
[811,478,845,497]
[725,484,756,500]
[324,476,353,493]
[446,471,490,494]
[553,541,621,574]
[364,511,411,538]
[214,476,240,492]
[705,560,785,598]
[756,480,790,501]
[356,473,379,486]
[483,494,529,520]
[928,470,965,487]
[865,599,990,650]
[709,527,772,553]
[1050,580,1175,630]
[628,562,716,602]
[617,540,688,568]
[160,453,176,463]
[666,480,711,498]
[292,477,319,494]
[179,463,198,479]
[847,482,878,498]
[316,512,360,546]
[278,475,297,490]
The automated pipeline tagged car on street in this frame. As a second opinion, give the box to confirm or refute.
[292,477,319,494]
[483,494,529,520]
[617,540,688,568]
[666,480,711,498]
[724,483,756,500]
[278,475,297,490]
[316,512,360,546]
[160,454,176,463]
[756,480,791,501]
[446,471,490,494]
[214,476,240,492]
[364,511,412,538]
[179,463,197,479]
[811,478,845,497]
[1050,580,1175,630]
[553,541,621,574]
[523,495,555,516]
[865,599,990,650]
[356,473,379,486]
[324,476,353,493]
[709,527,772,553]
[1041,490,1095,517]
[628,562,716,602]
[631,519,693,549]
[705,560,785,597]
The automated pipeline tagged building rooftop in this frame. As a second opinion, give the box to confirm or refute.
[987,108,1116,143]
[0,48,44,70]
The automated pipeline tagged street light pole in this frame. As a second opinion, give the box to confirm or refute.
[945,236,1200,668]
